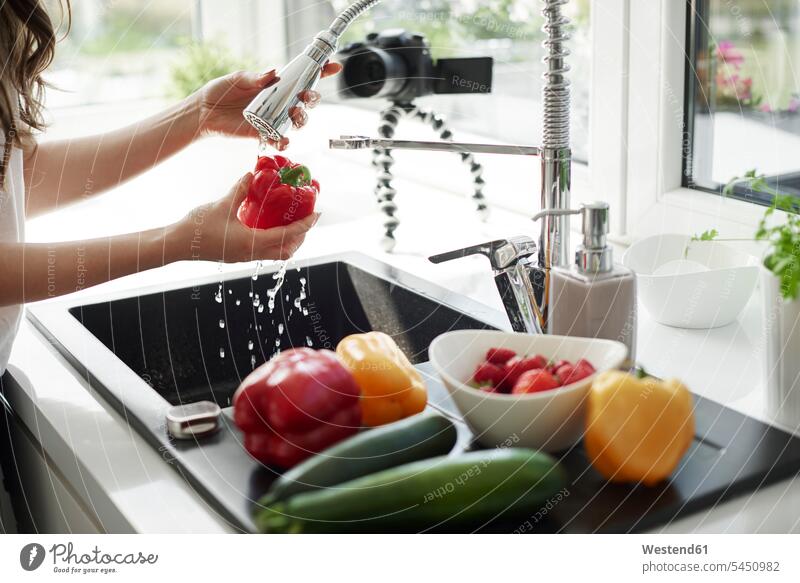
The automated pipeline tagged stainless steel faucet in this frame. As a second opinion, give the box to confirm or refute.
[242,0,573,334]
[329,0,573,334]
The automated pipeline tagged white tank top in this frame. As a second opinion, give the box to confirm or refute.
[0,136,25,373]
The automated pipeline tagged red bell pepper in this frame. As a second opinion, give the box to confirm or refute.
[232,348,361,469]
[237,155,320,230]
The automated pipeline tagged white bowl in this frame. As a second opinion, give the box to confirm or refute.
[622,233,759,329]
[429,330,628,452]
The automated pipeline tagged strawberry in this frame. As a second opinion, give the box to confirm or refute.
[485,347,517,365]
[512,369,561,394]
[473,362,506,388]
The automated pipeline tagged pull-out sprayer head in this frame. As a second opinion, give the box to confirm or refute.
[243,0,382,141]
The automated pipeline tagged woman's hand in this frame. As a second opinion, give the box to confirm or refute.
[195,63,342,150]
[168,173,319,263]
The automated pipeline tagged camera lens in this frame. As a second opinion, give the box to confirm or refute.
[342,48,408,99]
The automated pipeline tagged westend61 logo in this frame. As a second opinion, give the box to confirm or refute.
[19,542,158,575]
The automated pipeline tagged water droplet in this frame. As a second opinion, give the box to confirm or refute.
[228,289,233,295]
[235,299,241,306]
[302,307,308,316]
[248,340,254,351]
[214,284,223,304]
[275,338,281,347]
[250,354,257,369]
[267,261,289,314]
[285,294,290,301]
[219,347,225,358]
[218,319,225,329]
[248,291,253,298]
[252,260,263,281]
[257,304,264,313]
[278,323,284,334]
[306,336,313,347]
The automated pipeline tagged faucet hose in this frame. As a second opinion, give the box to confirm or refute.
[541,0,571,150]
[330,0,382,37]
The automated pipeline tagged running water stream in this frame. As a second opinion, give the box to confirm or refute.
[216,138,316,362]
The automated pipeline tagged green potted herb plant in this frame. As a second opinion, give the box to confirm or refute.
[692,171,800,426]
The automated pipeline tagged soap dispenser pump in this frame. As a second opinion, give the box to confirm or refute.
[533,202,637,362]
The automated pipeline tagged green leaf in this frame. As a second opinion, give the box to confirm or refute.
[685,229,719,258]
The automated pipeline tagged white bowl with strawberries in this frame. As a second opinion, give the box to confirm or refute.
[429,330,628,452]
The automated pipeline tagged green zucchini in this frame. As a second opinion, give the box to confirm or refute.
[260,413,458,505]
[256,448,565,533]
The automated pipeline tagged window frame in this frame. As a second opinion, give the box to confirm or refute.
[254,0,784,241]
[618,0,789,245]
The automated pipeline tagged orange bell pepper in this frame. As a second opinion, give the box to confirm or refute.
[584,370,695,486]
[336,332,427,426]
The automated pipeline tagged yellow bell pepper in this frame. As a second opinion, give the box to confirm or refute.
[336,332,427,427]
[584,370,695,487]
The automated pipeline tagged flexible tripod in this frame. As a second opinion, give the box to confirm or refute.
[371,102,489,251]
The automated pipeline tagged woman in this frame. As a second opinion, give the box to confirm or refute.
[0,1,340,372]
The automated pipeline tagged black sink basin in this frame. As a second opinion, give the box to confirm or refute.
[27,252,505,530]
[67,258,497,409]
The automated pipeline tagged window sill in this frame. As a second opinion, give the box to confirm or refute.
[626,186,780,255]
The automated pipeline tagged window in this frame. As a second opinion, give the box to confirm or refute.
[329,0,592,162]
[44,0,196,108]
[686,0,800,206]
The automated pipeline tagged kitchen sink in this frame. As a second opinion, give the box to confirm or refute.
[27,252,504,530]
[27,252,800,533]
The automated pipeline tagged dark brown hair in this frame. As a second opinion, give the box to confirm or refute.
[0,0,70,187]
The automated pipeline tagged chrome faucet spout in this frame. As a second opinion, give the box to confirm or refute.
[429,238,543,335]
[328,1,574,334]
[329,136,542,156]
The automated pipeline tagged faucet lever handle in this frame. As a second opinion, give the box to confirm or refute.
[429,236,536,271]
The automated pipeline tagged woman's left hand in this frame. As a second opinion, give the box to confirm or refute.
[195,62,342,150]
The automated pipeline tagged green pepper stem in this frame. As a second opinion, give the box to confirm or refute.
[279,165,312,187]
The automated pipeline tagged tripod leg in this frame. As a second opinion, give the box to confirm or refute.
[373,106,402,252]
[412,108,489,220]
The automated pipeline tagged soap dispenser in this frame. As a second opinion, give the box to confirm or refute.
[534,202,637,362]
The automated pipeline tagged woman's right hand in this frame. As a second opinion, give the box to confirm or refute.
[168,173,319,263]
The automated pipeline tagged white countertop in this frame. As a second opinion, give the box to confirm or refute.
[7,103,800,534]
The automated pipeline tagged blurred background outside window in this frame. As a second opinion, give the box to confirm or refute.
[32,1,591,244]
[43,0,591,160]
[688,0,800,205]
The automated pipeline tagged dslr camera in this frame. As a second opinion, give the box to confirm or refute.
[338,29,493,102]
